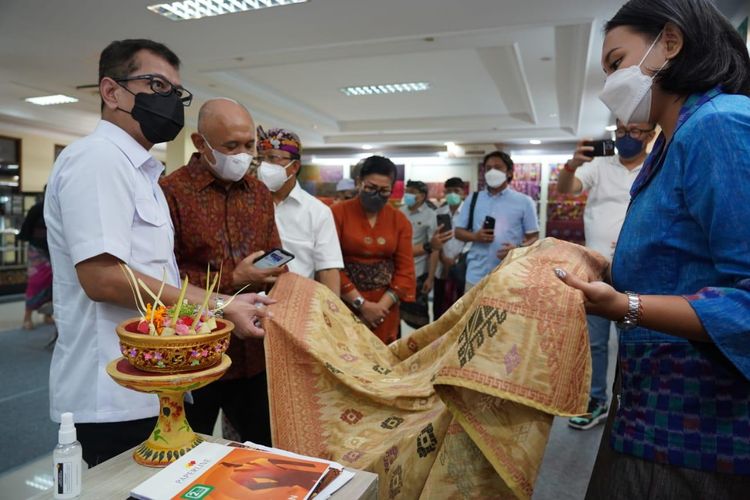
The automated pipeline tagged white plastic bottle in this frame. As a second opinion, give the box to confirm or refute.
[53,412,82,499]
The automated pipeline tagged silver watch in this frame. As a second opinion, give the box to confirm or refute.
[615,292,641,331]
[213,296,225,318]
[352,296,365,310]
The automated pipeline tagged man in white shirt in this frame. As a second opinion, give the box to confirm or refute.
[556,120,656,430]
[256,127,344,295]
[434,177,468,318]
[45,39,270,466]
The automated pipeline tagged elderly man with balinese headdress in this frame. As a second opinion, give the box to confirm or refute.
[256,126,343,295]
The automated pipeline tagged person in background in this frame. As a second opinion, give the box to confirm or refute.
[45,41,269,466]
[160,98,282,446]
[433,177,468,318]
[18,187,53,330]
[399,180,451,329]
[455,151,539,290]
[555,0,750,497]
[333,178,357,204]
[557,120,655,430]
[331,156,415,344]
[557,119,656,431]
[256,126,343,295]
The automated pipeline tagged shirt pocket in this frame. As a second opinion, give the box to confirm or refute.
[134,197,167,227]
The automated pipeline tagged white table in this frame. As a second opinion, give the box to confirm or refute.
[31,435,378,499]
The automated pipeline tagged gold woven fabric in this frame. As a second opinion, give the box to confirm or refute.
[264,238,607,499]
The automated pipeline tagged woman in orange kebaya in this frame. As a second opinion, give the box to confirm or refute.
[331,156,416,343]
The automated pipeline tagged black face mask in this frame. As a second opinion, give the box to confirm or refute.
[359,190,389,213]
[121,91,184,144]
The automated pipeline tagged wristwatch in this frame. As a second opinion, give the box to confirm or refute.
[615,292,642,331]
[351,296,365,310]
[213,296,225,318]
[423,241,433,253]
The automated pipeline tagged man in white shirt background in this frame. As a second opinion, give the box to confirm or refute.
[434,177,468,318]
[556,119,656,430]
[44,39,270,466]
[256,127,344,295]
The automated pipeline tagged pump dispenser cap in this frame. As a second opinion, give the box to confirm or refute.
[58,412,77,444]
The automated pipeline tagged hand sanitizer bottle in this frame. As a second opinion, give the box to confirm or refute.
[53,412,82,499]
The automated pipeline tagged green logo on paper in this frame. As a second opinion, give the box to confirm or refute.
[182,484,214,499]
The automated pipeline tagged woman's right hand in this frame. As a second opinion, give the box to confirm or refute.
[360,300,388,329]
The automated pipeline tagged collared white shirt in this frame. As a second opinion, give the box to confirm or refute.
[435,203,467,278]
[401,203,437,277]
[274,182,343,279]
[575,155,643,260]
[45,120,180,424]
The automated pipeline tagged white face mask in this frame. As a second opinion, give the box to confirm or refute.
[203,136,252,182]
[485,168,508,188]
[598,31,667,125]
[257,160,294,192]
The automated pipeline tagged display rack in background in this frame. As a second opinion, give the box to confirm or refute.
[545,163,588,246]
[510,163,542,216]
[0,136,31,295]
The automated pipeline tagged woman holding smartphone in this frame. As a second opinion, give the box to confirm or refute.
[555,0,750,497]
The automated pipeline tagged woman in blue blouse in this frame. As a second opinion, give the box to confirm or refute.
[555,0,750,497]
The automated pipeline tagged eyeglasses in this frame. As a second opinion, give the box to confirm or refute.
[615,127,655,139]
[362,182,392,197]
[116,74,193,106]
[259,153,295,164]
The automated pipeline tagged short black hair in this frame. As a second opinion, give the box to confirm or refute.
[406,180,428,195]
[482,150,514,171]
[99,39,181,83]
[444,177,464,189]
[98,39,180,109]
[605,0,750,97]
[359,155,397,183]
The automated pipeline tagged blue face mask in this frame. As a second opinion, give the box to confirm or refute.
[616,135,644,159]
[403,193,418,208]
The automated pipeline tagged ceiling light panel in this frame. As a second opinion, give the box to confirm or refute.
[340,82,431,97]
[148,0,308,21]
[25,95,79,106]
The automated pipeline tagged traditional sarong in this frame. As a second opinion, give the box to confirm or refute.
[25,244,53,310]
[264,238,607,499]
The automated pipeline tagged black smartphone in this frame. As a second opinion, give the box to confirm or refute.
[436,213,452,232]
[483,216,496,231]
[252,248,295,269]
[586,139,616,157]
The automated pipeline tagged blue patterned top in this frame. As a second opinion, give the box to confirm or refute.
[611,90,750,474]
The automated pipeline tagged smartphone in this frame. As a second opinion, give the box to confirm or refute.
[252,248,295,269]
[436,213,452,232]
[482,216,496,231]
[586,139,616,157]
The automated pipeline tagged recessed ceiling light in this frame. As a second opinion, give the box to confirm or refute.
[340,82,430,96]
[25,95,79,106]
[605,125,617,131]
[147,0,308,21]
[529,139,542,145]
[361,144,373,150]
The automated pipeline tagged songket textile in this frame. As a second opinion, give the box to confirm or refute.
[265,238,607,499]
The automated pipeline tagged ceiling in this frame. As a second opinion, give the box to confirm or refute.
[0,0,744,151]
